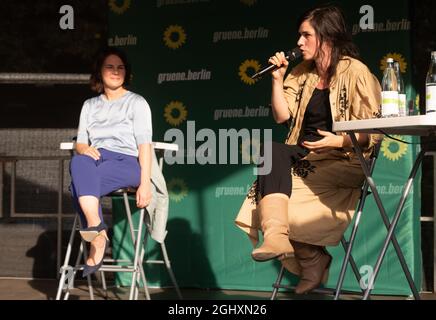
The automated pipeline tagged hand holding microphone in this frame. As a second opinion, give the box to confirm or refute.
[269,52,290,80]
[251,47,302,80]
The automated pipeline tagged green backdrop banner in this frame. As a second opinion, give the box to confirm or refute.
[109,0,421,295]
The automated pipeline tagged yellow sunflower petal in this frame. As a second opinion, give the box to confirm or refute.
[163,25,187,50]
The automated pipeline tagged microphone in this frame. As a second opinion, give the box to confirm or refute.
[251,47,302,79]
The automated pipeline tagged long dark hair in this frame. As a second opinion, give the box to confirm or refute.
[298,4,360,84]
[89,47,132,93]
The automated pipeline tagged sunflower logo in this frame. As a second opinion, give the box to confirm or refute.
[167,178,188,203]
[163,25,187,50]
[240,0,257,6]
[108,0,131,15]
[380,53,407,73]
[240,137,260,164]
[164,101,188,126]
[380,135,408,161]
[239,59,261,85]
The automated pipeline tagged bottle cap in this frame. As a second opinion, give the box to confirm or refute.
[386,58,394,63]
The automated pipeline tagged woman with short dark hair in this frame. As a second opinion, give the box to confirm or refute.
[70,47,153,277]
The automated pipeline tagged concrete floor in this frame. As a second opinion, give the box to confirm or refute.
[1,277,435,300]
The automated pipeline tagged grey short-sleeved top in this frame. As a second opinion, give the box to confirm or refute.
[76,91,153,157]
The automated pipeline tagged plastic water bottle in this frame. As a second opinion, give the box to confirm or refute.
[426,51,436,113]
[393,61,407,116]
[381,58,399,117]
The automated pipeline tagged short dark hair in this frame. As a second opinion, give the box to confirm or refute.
[89,47,132,93]
[298,4,360,83]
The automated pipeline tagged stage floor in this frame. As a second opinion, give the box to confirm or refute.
[0,278,435,300]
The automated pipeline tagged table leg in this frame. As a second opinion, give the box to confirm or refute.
[349,133,421,300]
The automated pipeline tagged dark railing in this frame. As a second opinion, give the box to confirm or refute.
[0,155,72,277]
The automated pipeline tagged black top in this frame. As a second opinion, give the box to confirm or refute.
[299,88,333,143]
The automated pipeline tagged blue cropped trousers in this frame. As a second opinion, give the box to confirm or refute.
[69,148,141,228]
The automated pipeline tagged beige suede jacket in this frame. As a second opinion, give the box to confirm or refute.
[282,56,382,159]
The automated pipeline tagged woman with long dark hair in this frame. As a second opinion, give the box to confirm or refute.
[236,4,381,294]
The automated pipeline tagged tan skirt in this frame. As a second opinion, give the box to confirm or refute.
[235,155,365,276]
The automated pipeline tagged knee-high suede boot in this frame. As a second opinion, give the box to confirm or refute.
[290,240,332,294]
[251,193,293,262]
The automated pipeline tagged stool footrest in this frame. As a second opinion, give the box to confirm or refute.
[99,265,136,272]
[272,284,359,296]
[145,260,165,264]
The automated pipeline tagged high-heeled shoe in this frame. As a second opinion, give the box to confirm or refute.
[79,221,108,242]
[82,232,109,278]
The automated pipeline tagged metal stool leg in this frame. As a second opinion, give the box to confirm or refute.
[334,196,368,299]
[334,237,363,300]
[63,238,87,300]
[100,271,108,299]
[139,247,152,300]
[75,217,96,300]
[160,241,183,299]
[270,266,286,300]
[122,192,146,300]
[123,193,136,242]
[80,235,95,300]
[134,265,142,300]
[56,214,79,300]
[128,208,145,300]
